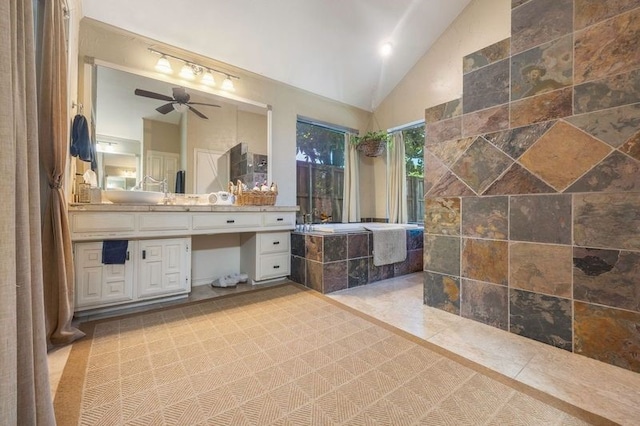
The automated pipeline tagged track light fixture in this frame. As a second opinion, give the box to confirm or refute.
[221,75,235,91]
[148,48,240,91]
[154,55,172,74]
[201,70,215,86]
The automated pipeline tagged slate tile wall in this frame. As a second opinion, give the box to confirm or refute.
[290,229,423,294]
[423,0,640,372]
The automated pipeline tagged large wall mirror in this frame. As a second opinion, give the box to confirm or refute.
[89,61,270,194]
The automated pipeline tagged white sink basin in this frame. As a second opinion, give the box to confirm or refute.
[104,190,164,204]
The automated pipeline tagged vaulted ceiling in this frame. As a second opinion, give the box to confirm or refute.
[82,0,473,111]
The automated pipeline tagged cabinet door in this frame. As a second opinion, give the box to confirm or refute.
[74,242,134,309]
[138,238,190,299]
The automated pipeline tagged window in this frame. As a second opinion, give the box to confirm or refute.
[296,119,346,224]
[402,124,425,224]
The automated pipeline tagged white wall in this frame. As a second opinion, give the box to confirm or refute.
[77,19,371,209]
[64,0,84,200]
[373,0,511,218]
[74,1,511,218]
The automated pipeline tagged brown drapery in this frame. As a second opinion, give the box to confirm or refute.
[39,0,84,346]
[1,0,56,424]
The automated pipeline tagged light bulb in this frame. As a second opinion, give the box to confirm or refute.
[179,64,195,80]
[221,76,235,91]
[154,55,172,74]
[173,103,188,113]
[380,42,393,57]
[201,71,215,86]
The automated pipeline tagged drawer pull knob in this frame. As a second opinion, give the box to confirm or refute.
[273,265,280,269]
[273,241,280,245]
[276,218,284,221]
[226,219,235,224]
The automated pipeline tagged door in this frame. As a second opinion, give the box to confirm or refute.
[194,149,228,193]
[146,150,179,193]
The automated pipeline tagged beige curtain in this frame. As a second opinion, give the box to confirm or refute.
[1,0,56,424]
[388,131,407,223]
[39,0,84,346]
[342,133,360,222]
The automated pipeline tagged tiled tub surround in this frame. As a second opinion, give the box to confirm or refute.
[423,0,640,373]
[290,228,423,293]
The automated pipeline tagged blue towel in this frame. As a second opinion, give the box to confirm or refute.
[102,240,128,264]
[70,114,97,171]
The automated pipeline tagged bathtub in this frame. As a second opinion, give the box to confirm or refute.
[312,222,421,233]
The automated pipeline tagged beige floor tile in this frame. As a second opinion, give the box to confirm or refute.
[49,274,640,425]
[328,273,640,426]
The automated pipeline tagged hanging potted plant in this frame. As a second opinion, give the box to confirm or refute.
[353,130,391,157]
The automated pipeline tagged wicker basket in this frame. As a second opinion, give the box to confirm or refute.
[356,139,386,157]
[235,190,277,206]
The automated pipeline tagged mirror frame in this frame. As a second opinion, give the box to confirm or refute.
[82,56,273,191]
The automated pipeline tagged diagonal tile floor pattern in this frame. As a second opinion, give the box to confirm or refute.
[328,274,640,426]
[54,283,610,425]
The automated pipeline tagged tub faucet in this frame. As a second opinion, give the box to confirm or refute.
[303,213,313,232]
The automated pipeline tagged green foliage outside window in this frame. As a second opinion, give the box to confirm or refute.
[403,126,424,178]
[296,121,345,166]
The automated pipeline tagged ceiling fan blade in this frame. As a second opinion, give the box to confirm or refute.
[134,88,173,101]
[156,102,175,114]
[188,102,221,108]
[188,105,208,120]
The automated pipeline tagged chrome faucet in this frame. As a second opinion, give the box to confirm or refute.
[132,175,168,194]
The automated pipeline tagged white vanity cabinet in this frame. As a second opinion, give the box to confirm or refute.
[240,231,291,282]
[69,206,297,313]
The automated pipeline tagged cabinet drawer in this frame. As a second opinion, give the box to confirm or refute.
[258,253,290,279]
[139,213,190,232]
[192,213,260,230]
[263,213,295,227]
[259,232,290,254]
[71,213,135,234]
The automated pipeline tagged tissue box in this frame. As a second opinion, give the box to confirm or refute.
[90,188,102,203]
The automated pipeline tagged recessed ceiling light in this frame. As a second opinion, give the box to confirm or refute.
[380,42,393,57]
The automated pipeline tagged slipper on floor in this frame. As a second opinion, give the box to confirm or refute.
[211,275,238,288]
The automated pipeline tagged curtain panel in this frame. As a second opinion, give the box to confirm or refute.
[342,133,361,223]
[388,132,407,223]
[1,0,56,424]
[39,0,84,347]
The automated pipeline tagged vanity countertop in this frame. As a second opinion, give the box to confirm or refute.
[69,203,299,213]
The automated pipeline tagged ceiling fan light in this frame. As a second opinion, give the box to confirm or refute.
[173,103,189,113]
[221,76,235,91]
[154,55,173,74]
[201,71,215,86]
[179,64,196,80]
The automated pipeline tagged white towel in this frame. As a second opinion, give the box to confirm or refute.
[364,226,407,266]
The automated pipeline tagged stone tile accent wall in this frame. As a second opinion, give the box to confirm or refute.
[229,142,268,187]
[424,0,640,373]
[291,229,423,294]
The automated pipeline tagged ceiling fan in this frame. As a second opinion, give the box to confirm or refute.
[134,87,220,119]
